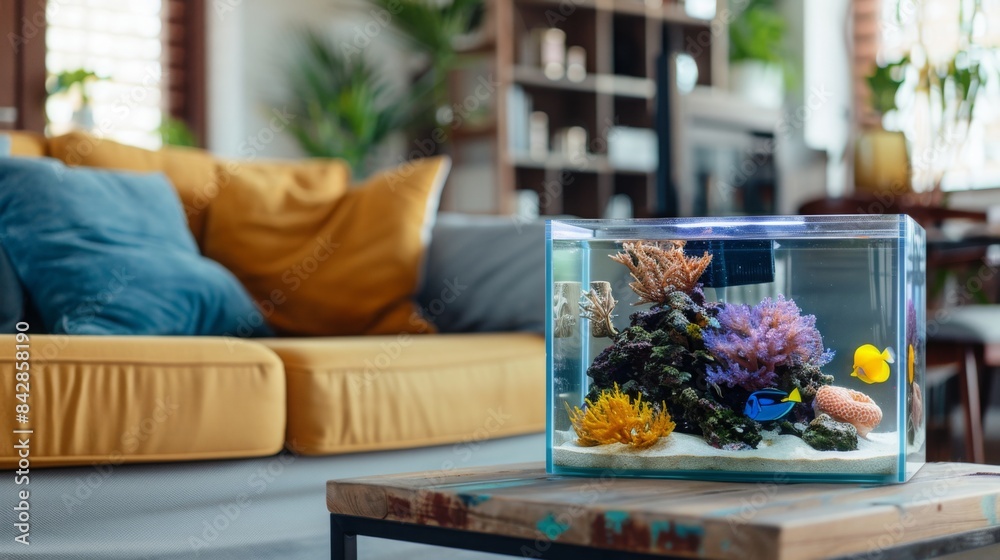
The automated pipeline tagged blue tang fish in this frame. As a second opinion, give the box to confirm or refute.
[743,388,802,422]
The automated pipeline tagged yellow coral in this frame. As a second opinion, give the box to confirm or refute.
[565,384,675,449]
[686,323,702,340]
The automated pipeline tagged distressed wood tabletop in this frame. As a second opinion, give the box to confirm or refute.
[327,462,1000,560]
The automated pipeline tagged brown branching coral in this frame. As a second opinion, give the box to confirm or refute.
[610,240,712,305]
[580,281,618,338]
[566,383,675,449]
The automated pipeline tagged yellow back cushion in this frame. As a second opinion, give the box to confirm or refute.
[6,131,48,157]
[49,132,218,242]
[202,157,449,336]
[43,131,446,336]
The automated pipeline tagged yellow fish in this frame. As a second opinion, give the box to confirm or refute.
[851,344,895,384]
[907,344,915,384]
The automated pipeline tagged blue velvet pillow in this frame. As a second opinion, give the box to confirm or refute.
[0,157,271,336]
[0,241,23,333]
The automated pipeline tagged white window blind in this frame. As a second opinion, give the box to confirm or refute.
[45,0,165,149]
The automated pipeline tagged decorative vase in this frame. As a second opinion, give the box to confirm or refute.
[71,105,95,131]
[854,125,910,198]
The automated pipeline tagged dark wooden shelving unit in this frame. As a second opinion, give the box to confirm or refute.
[441,0,727,218]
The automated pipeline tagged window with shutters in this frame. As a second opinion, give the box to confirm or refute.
[44,0,204,149]
[855,0,1000,191]
[45,0,166,148]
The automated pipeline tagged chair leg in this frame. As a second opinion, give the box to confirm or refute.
[959,345,986,464]
[980,350,994,424]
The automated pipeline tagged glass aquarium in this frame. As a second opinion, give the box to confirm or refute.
[546,216,925,483]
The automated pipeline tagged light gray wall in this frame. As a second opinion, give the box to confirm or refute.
[205,0,413,163]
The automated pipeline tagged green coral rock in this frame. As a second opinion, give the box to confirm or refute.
[676,388,762,449]
[802,414,858,452]
[778,421,804,437]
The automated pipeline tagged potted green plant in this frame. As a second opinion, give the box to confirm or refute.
[284,30,408,177]
[47,69,102,130]
[367,0,484,132]
[159,116,198,148]
[728,0,788,108]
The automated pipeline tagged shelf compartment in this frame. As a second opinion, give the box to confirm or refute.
[515,0,713,26]
[612,96,654,128]
[512,66,655,98]
[514,167,561,214]
[510,152,607,173]
[612,14,647,77]
[613,173,656,217]
[560,172,602,217]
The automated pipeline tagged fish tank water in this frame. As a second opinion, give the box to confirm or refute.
[546,215,925,484]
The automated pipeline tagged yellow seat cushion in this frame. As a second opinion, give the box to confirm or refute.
[5,131,48,157]
[0,335,286,468]
[260,333,545,455]
[202,156,449,336]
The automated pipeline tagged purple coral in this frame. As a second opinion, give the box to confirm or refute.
[703,295,833,392]
[906,300,917,348]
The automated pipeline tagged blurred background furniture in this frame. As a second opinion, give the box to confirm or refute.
[927,307,1000,464]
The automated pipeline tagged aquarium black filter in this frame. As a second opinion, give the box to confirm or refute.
[686,239,776,288]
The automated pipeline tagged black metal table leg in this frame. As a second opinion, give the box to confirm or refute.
[331,516,358,560]
[329,513,1000,560]
[329,514,679,559]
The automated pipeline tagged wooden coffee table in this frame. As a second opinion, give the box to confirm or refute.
[327,462,1000,559]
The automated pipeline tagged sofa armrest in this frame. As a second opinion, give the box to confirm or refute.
[419,213,545,333]
[0,335,285,468]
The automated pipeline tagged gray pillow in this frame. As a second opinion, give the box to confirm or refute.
[419,213,544,333]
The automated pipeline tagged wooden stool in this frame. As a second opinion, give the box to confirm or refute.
[928,305,1000,463]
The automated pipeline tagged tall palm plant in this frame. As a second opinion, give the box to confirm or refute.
[285,30,407,176]
[368,0,484,129]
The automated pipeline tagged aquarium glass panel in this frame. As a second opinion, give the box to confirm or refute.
[546,216,926,484]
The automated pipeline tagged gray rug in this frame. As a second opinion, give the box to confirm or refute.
[0,434,543,559]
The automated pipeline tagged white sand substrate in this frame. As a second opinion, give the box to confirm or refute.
[553,428,900,474]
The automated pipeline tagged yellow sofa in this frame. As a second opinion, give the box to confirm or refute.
[0,132,545,468]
